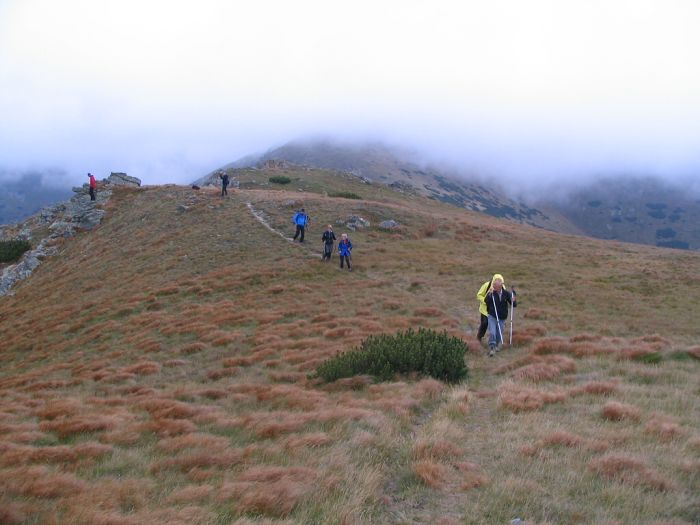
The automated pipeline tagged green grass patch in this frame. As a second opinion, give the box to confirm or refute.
[269,175,292,184]
[314,328,468,383]
[329,191,362,199]
[0,238,31,262]
[635,351,663,364]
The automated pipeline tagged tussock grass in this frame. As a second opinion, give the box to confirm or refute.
[0,175,698,523]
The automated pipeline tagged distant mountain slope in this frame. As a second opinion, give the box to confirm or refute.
[204,140,699,251]
[543,177,700,250]
[0,171,72,225]
[198,140,580,234]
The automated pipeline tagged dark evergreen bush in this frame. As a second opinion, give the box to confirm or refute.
[329,191,361,200]
[0,239,31,263]
[315,328,468,383]
[269,175,292,184]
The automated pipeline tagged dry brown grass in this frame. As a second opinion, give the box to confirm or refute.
[601,401,642,422]
[1,465,87,497]
[644,413,683,441]
[1,181,699,523]
[413,459,449,488]
[588,454,676,491]
[498,381,568,412]
[219,466,318,517]
[455,461,489,490]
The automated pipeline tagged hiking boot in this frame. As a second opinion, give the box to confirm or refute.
[496,345,501,352]
[488,349,495,357]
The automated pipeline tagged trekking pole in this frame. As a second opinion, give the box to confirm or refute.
[492,294,503,347]
[509,286,516,345]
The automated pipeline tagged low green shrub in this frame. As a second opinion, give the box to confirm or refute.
[329,191,361,200]
[635,351,663,364]
[315,328,468,383]
[0,239,31,263]
[269,175,291,184]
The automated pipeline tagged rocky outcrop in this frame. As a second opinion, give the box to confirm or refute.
[107,172,141,186]
[338,215,370,231]
[0,238,57,295]
[259,159,290,170]
[0,173,141,296]
[379,219,400,230]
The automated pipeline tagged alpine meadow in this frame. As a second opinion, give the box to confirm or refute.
[1,166,699,525]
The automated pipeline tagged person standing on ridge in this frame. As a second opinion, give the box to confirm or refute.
[338,233,353,271]
[219,171,229,196]
[321,224,336,261]
[292,208,309,242]
[88,173,96,201]
[485,275,516,356]
[476,274,506,343]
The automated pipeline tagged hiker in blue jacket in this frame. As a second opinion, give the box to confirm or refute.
[338,233,352,271]
[292,208,309,242]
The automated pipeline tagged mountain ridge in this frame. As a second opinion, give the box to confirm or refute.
[202,140,700,250]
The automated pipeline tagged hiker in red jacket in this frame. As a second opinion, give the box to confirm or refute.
[88,173,96,201]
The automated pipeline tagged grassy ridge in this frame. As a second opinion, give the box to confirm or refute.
[0,168,698,524]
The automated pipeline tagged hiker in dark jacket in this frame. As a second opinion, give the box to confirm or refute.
[219,172,229,196]
[88,173,96,201]
[485,276,516,356]
[292,208,309,242]
[338,233,352,271]
[321,225,336,261]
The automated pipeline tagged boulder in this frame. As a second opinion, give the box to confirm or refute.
[107,172,141,187]
[343,215,371,231]
[379,219,400,230]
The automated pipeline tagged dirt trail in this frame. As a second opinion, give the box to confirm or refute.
[382,354,508,524]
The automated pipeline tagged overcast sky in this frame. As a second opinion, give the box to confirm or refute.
[1,0,699,190]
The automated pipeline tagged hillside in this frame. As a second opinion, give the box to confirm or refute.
[200,140,700,252]
[1,167,699,524]
[195,140,580,235]
[542,176,700,251]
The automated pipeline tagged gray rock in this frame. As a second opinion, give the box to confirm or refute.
[344,215,370,231]
[39,208,56,224]
[379,220,400,229]
[74,208,106,230]
[107,172,141,186]
[0,251,41,296]
[49,221,75,238]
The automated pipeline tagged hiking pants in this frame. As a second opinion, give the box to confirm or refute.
[323,243,334,260]
[487,315,505,349]
[221,185,228,196]
[89,187,96,201]
[294,225,305,242]
[340,255,351,269]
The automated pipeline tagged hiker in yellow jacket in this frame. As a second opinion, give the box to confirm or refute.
[476,274,505,342]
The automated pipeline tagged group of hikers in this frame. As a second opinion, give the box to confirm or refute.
[291,208,353,271]
[293,209,517,354]
[194,171,518,354]
[86,170,517,356]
